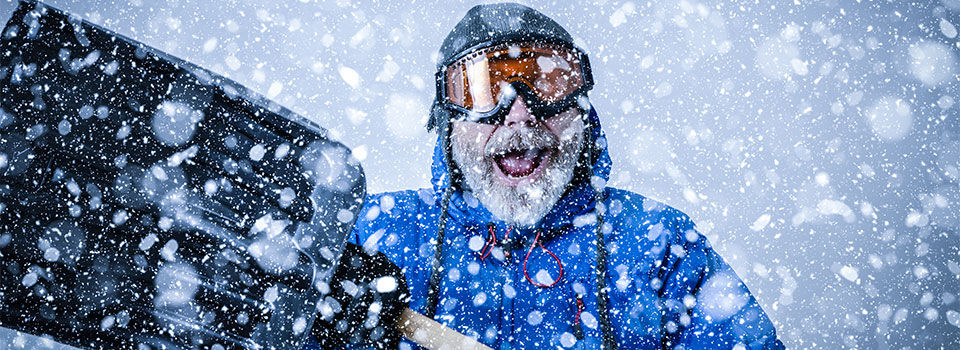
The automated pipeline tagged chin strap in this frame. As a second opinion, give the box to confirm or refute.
[425,118,456,319]
[585,106,617,350]
[424,184,453,319]
[594,186,617,350]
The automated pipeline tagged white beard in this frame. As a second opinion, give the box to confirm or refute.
[452,123,584,227]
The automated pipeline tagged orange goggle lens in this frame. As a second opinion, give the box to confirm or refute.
[444,43,586,113]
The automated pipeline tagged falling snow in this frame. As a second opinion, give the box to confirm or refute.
[0,0,958,349]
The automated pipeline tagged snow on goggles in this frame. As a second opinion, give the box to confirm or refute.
[437,41,594,124]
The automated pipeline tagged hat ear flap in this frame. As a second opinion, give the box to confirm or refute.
[426,99,443,132]
[431,103,466,190]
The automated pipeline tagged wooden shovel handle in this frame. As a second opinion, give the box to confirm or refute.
[396,308,493,350]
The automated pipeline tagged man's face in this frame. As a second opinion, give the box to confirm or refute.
[451,97,585,227]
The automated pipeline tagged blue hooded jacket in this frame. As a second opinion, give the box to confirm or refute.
[330,108,784,349]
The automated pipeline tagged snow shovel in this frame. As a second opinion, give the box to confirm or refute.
[0,1,364,349]
[0,1,492,349]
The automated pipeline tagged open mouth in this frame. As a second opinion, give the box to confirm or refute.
[493,148,548,179]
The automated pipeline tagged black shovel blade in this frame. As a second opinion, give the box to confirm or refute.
[0,1,365,349]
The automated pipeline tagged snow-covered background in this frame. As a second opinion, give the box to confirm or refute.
[1,0,959,348]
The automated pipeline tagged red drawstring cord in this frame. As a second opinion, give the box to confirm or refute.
[479,224,496,260]
[523,230,564,288]
[478,226,564,288]
[479,225,512,260]
[475,225,578,337]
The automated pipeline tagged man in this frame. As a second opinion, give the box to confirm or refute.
[313,3,784,349]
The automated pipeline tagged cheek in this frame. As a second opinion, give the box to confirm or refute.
[452,123,495,153]
[545,110,585,142]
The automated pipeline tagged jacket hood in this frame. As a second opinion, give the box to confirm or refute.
[429,106,612,231]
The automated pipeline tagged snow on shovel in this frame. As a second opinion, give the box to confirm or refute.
[0,1,362,349]
[0,1,488,349]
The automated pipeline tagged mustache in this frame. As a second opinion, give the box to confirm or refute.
[483,126,558,157]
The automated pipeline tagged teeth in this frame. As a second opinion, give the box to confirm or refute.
[494,148,542,158]
[524,148,540,158]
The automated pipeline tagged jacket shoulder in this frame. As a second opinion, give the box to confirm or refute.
[351,189,439,250]
[356,189,437,223]
[603,187,695,229]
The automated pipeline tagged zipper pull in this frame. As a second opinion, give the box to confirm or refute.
[573,294,585,340]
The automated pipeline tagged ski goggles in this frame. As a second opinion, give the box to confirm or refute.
[436,41,594,124]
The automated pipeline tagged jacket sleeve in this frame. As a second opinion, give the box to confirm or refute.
[656,212,785,350]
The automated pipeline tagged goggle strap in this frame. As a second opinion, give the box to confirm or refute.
[450,81,584,125]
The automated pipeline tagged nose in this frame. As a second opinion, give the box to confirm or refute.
[502,97,536,128]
